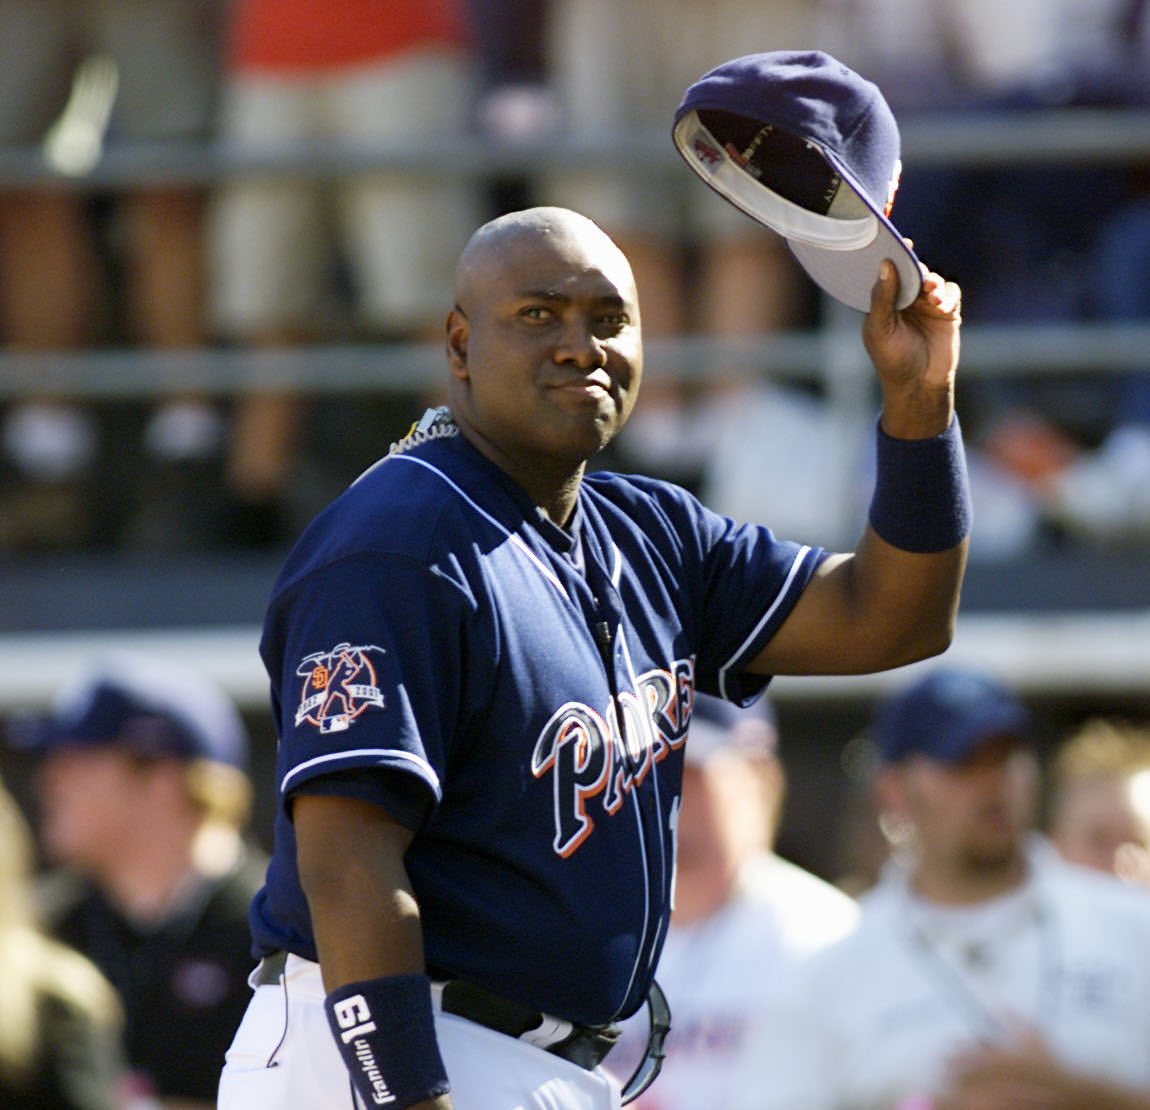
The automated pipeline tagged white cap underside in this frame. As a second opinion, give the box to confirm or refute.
[789,235,922,312]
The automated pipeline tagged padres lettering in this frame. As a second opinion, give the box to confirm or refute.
[532,658,695,857]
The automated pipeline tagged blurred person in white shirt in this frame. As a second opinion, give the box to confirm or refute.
[732,667,1150,1110]
[608,693,858,1110]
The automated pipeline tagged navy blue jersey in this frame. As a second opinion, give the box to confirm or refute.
[251,430,824,1025]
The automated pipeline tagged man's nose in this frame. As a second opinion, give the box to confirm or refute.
[554,321,607,368]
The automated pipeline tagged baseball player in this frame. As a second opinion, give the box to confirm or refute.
[218,49,970,1105]
[731,668,1150,1109]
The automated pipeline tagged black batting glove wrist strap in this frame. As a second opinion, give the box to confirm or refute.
[325,972,449,1109]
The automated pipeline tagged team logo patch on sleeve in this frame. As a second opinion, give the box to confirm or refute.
[294,643,387,734]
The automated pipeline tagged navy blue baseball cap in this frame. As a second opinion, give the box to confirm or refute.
[686,692,777,764]
[9,653,249,770]
[870,668,1032,765]
[672,50,922,312]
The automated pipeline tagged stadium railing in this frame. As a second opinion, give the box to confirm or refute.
[2,108,1149,708]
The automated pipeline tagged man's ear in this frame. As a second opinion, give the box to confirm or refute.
[872,764,903,815]
[446,307,469,379]
[872,764,916,848]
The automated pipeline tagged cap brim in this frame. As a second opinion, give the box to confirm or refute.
[672,110,922,312]
[788,226,921,313]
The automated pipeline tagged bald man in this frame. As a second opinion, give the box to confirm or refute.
[218,206,968,1110]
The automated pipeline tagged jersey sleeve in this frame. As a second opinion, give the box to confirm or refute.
[672,486,827,701]
[292,766,435,831]
[260,550,482,826]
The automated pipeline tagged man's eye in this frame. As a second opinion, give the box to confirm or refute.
[597,314,629,332]
[521,305,554,321]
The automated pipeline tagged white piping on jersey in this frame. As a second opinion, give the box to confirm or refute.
[608,541,623,588]
[392,454,571,601]
[717,544,815,701]
[282,748,442,800]
[612,625,670,1020]
[620,789,655,1021]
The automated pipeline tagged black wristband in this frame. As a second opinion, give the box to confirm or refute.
[325,973,449,1109]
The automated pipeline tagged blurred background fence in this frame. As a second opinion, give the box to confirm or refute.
[3,107,1149,875]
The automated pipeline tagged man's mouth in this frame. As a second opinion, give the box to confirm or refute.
[551,370,613,397]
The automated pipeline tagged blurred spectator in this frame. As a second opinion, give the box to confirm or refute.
[544,0,820,337]
[541,1,822,490]
[0,771,123,1109]
[0,0,226,552]
[1047,717,1150,886]
[984,0,1150,550]
[11,652,267,1109]
[731,667,1150,1109]
[468,0,550,116]
[817,0,1140,323]
[467,0,556,213]
[820,0,1150,558]
[207,0,479,548]
[606,693,858,1109]
[1033,185,1150,545]
[450,0,559,308]
[697,381,875,553]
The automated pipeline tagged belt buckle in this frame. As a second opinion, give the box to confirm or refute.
[545,1022,621,1072]
[520,1012,577,1050]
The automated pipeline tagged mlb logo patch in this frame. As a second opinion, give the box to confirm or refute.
[294,643,386,733]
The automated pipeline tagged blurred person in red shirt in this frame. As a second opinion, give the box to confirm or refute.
[207,0,479,548]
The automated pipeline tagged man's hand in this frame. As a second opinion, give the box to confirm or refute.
[938,1029,1066,1109]
[937,1027,1150,1110]
[863,257,962,440]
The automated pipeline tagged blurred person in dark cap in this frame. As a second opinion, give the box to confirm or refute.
[732,666,1150,1110]
[607,692,858,1109]
[10,652,267,1110]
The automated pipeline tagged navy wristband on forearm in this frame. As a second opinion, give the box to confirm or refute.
[325,973,449,1109]
[868,415,972,553]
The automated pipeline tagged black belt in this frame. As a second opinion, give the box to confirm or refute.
[440,979,671,1103]
[437,978,620,1072]
[254,953,620,1072]
[255,950,288,985]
